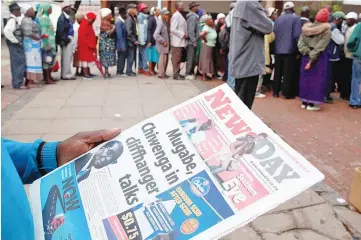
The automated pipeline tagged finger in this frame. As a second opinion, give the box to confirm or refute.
[85,128,121,144]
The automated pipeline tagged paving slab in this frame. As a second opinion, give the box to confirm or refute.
[57,106,103,119]
[12,107,61,120]
[334,207,361,238]
[221,226,261,240]
[292,204,353,240]
[2,119,53,135]
[252,212,295,234]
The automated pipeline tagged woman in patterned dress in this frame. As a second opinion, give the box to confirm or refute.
[99,8,116,78]
[21,4,42,87]
[38,3,56,84]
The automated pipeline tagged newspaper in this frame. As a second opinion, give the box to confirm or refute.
[29,84,324,240]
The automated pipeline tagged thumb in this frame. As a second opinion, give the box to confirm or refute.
[85,128,121,144]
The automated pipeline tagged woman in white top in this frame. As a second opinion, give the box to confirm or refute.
[73,13,84,76]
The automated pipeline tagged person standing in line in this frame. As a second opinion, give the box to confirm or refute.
[99,8,116,78]
[56,2,76,80]
[273,1,301,99]
[324,11,345,104]
[170,1,188,80]
[219,23,230,82]
[214,13,226,79]
[341,12,358,101]
[73,13,84,77]
[38,3,57,85]
[115,7,128,77]
[300,6,310,26]
[137,3,151,76]
[195,13,208,73]
[255,7,278,98]
[225,2,236,90]
[4,3,27,89]
[298,8,331,111]
[154,8,171,79]
[185,1,199,80]
[347,20,361,109]
[229,0,272,110]
[125,4,138,77]
[198,16,217,81]
[147,6,160,75]
[77,12,97,79]
[21,4,42,88]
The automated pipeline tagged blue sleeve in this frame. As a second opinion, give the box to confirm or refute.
[2,138,60,184]
[293,17,302,42]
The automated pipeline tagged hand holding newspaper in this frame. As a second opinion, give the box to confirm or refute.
[29,84,324,240]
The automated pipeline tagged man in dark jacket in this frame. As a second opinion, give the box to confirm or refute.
[56,2,76,80]
[116,7,128,76]
[185,1,199,80]
[273,1,301,99]
[125,4,139,76]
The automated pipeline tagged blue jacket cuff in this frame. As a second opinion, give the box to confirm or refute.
[41,141,60,173]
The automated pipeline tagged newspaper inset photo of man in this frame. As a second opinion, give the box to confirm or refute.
[75,140,123,183]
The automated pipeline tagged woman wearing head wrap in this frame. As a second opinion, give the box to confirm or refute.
[195,13,209,70]
[99,8,116,78]
[147,6,160,75]
[198,16,217,81]
[38,3,56,84]
[298,8,331,111]
[21,4,42,87]
[73,13,84,76]
[78,12,97,78]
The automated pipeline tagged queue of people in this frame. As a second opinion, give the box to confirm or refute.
[227,1,361,111]
[3,1,361,111]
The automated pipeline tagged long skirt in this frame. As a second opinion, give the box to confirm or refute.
[299,51,329,104]
[23,37,42,82]
[147,45,159,63]
[99,32,116,67]
[198,43,214,75]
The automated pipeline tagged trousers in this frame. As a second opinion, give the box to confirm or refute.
[350,59,361,106]
[340,57,353,100]
[235,75,259,109]
[126,46,136,74]
[171,46,183,75]
[186,45,196,75]
[273,53,297,97]
[138,45,148,70]
[117,50,127,74]
[8,42,25,88]
[227,53,235,90]
[60,37,75,78]
[158,53,168,77]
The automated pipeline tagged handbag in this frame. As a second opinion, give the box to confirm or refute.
[41,49,56,66]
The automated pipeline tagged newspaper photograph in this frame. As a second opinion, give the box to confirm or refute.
[29,84,324,240]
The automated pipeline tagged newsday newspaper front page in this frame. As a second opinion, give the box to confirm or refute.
[29,84,324,240]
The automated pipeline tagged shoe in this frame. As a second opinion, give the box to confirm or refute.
[284,96,296,99]
[104,73,111,78]
[126,72,136,77]
[83,75,93,80]
[324,96,333,104]
[306,105,320,111]
[116,73,128,77]
[158,75,169,79]
[349,105,361,109]
[173,74,185,80]
[255,92,266,98]
[273,92,279,98]
[143,71,152,76]
[138,69,145,74]
[61,76,76,80]
[301,103,307,109]
[75,72,82,77]
[185,75,195,80]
